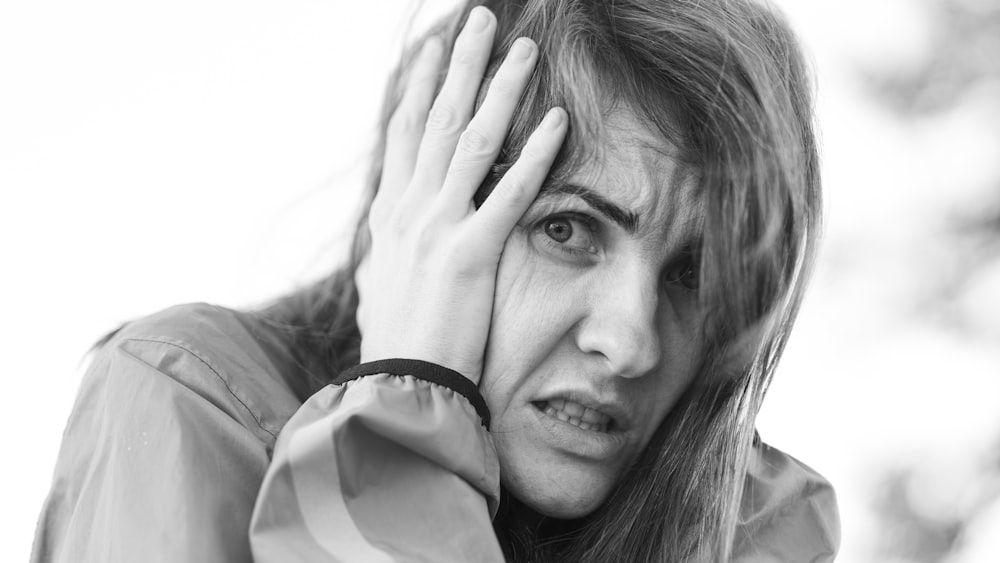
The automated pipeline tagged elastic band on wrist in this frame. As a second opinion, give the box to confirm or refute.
[335,359,491,428]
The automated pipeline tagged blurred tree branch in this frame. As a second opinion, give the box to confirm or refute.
[860,0,1000,323]
[863,0,999,117]
[856,1,1000,560]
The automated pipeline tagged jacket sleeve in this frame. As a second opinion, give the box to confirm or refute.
[31,336,277,563]
[249,361,504,563]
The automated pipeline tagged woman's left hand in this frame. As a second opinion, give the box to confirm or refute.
[355,6,567,385]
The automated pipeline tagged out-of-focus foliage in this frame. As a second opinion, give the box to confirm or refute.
[857,0,1000,560]
[874,467,963,561]
[864,0,1000,117]
[866,0,1000,305]
[874,441,1000,562]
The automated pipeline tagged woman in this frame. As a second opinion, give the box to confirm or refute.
[33,0,839,561]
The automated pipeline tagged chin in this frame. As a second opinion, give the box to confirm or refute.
[501,458,617,519]
[528,495,604,519]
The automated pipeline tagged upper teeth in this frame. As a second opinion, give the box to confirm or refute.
[544,399,612,432]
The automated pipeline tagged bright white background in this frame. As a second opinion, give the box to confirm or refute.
[3,1,999,561]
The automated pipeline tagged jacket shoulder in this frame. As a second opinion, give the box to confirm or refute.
[32,303,304,562]
[733,440,841,562]
[104,302,304,442]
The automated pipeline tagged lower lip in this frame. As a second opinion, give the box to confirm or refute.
[529,402,629,461]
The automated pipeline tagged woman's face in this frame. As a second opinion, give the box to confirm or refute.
[481,111,705,518]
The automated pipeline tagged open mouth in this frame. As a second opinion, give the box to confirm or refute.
[532,399,615,433]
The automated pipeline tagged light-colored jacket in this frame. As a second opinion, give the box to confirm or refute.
[32,304,840,562]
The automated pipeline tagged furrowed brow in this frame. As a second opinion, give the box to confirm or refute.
[537,183,641,234]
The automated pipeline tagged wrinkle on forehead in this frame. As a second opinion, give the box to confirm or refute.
[570,110,703,246]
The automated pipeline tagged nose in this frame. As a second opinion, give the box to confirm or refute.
[574,265,663,379]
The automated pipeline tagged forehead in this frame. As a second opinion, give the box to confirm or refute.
[565,110,701,242]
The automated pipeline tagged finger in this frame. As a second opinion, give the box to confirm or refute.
[439,37,538,211]
[380,37,444,203]
[409,6,496,196]
[472,107,567,249]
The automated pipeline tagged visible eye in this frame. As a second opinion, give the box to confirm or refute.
[544,218,573,243]
[663,255,699,291]
[539,214,598,256]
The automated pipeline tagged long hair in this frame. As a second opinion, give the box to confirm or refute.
[261,0,821,560]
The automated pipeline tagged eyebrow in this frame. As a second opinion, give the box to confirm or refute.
[537,183,641,234]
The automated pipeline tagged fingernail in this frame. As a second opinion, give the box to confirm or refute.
[510,38,534,62]
[542,108,565,130]
[468,7,491,32]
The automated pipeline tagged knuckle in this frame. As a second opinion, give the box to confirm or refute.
[425,103,459,134]
[383,216,405,239]
[409,220,439,252]
[494,177,529,203]
[445,239,478,276]
[487,77,518,98]
[451,44,480,67]
[388,109,422,136]
[516,144,543,163]
[445,160,477,183]
[378,206,410,238]
[457,126,493,156]
[366,206,384,230]
[367,199,391,229]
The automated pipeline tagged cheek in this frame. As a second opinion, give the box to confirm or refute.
[636,313,705,439]
[658,308,703,377]
[480,240,566,407]
[490,238,562,327]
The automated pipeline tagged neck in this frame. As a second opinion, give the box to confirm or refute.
[493,489,589,558]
